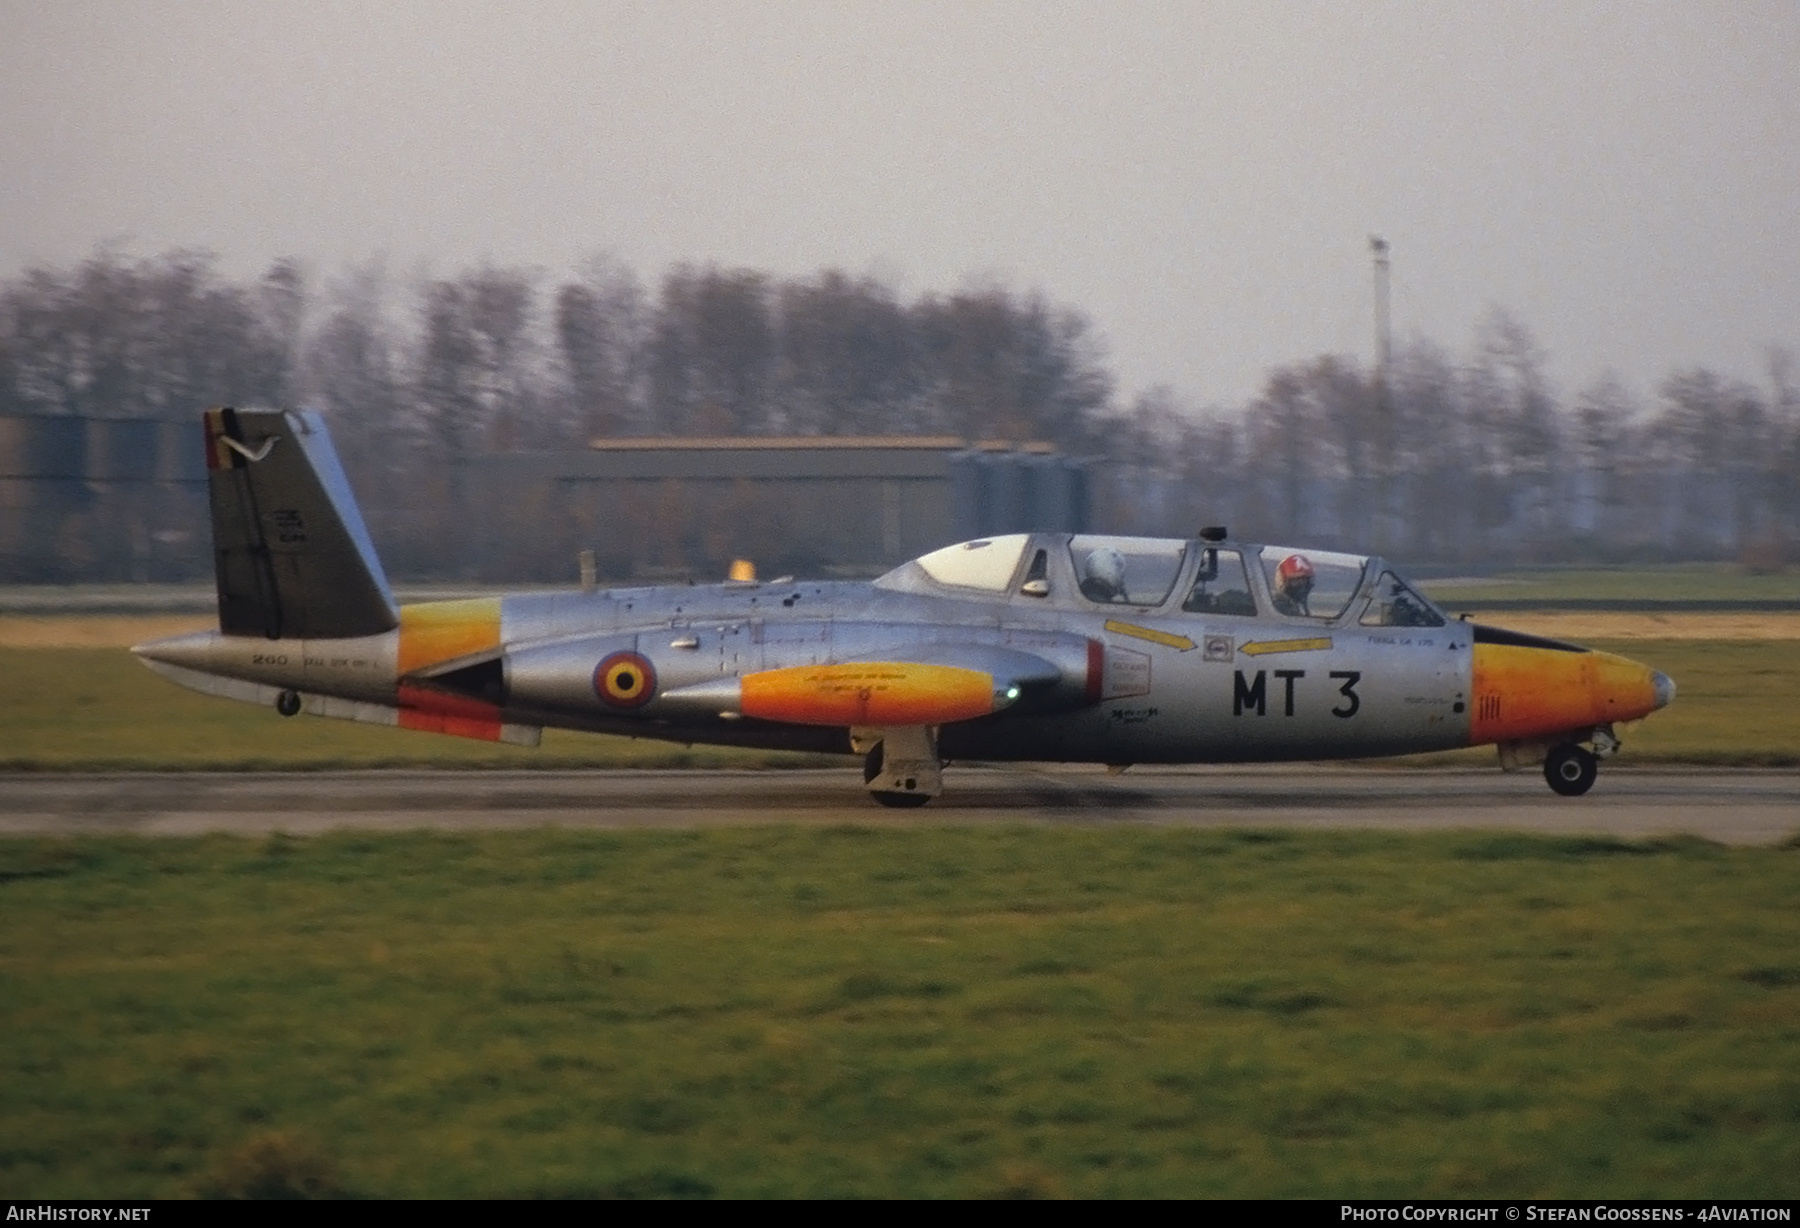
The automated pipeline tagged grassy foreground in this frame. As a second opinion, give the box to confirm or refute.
[2,826,1797,1198]
[1,639,1794,769]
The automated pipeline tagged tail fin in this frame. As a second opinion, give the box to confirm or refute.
[204,407,398,639]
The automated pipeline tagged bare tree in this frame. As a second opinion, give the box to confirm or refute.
[1389,336,1470,559]
[774,271,918,435]
[912,288,1111,447]
[1244,363,1319,541]
[648,265,775,435]
[555,255,647,442]
[297,260,406,492]
[1767,347,1800,549]
[1568,371,1639,549]
[1306,355,1375,547]
[1467,307,1562,549]
[1655,368,1737,553]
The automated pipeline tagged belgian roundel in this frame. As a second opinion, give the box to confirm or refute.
[594,651,656,709]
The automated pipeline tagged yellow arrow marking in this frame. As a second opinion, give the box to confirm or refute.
[1240,637,1333,657]
[1103,620,1196,652]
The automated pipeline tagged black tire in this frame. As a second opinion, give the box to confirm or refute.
[1543,743,1598,797]
[276,689,302,717]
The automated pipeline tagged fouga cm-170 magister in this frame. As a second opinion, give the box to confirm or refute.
[135,408,1676,805]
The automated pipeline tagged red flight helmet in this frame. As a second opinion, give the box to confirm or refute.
[1276,553,1315,591]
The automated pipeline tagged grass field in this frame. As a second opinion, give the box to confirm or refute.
[4,610,1797,1199]
[1,634,1794,769]
[1418,564,1800,606]
[2,827,1796,1198]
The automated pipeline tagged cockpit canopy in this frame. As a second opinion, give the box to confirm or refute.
[877,532,1446,628]
[907,534,1033,591]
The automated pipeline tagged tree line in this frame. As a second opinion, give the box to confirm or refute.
[1110,312,1799,565]
[0,248,1112,449]
[1,246,1794,577]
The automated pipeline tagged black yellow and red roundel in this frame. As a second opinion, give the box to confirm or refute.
[593,651,656,708]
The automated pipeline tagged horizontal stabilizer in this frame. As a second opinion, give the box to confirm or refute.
[136,654,540,746]
[205,407,397,639]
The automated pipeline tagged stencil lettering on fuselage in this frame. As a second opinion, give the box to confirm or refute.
[1103,646,1151,699]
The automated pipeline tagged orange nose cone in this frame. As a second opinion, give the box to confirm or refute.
[1470,640,1668,745]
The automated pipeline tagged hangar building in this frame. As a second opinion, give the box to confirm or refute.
[0,414,1092,584]
[465,435,1092,582]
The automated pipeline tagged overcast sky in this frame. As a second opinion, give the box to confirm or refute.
[2,1,1795,410]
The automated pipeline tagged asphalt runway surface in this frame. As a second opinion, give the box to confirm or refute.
[2,765,1797,845]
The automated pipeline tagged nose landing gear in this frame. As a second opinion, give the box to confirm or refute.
[1502,724,1619,796]
[1543,742,1599,796]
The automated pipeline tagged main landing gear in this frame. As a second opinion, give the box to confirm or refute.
[854,726,942,808]
[863,747,932,808]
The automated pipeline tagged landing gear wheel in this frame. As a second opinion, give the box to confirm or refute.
[275,689,302,717]
[1543,743,1598,796]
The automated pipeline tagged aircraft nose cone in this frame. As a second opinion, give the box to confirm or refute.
[1651,670,1676,711]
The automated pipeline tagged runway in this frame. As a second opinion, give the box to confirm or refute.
[2,765,1797,845]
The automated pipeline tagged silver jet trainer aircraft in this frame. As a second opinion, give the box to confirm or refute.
[136,409,1676,806]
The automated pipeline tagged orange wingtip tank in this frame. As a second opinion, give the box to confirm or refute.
[1470,641,1662,745]
[741,663,998,727]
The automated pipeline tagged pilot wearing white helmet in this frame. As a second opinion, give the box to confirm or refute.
[1080,546,1128,603]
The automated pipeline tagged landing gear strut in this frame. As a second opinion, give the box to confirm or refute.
[855,725,941,808]
[863,747,931,808]
[1543,743,1598,797]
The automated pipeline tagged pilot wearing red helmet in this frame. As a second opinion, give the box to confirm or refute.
[1272,553,1315,616]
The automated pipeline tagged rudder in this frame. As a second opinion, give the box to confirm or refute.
[205,407,397,639]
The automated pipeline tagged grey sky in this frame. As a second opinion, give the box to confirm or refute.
[2,1,1796,410]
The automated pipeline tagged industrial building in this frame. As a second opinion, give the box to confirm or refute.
[0,414,208,582]
[1,413,1093,584]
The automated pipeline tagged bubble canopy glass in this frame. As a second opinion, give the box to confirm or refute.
[910,535,1031,591]
[1259,546,1367,620]
[1068,535,1190,606]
